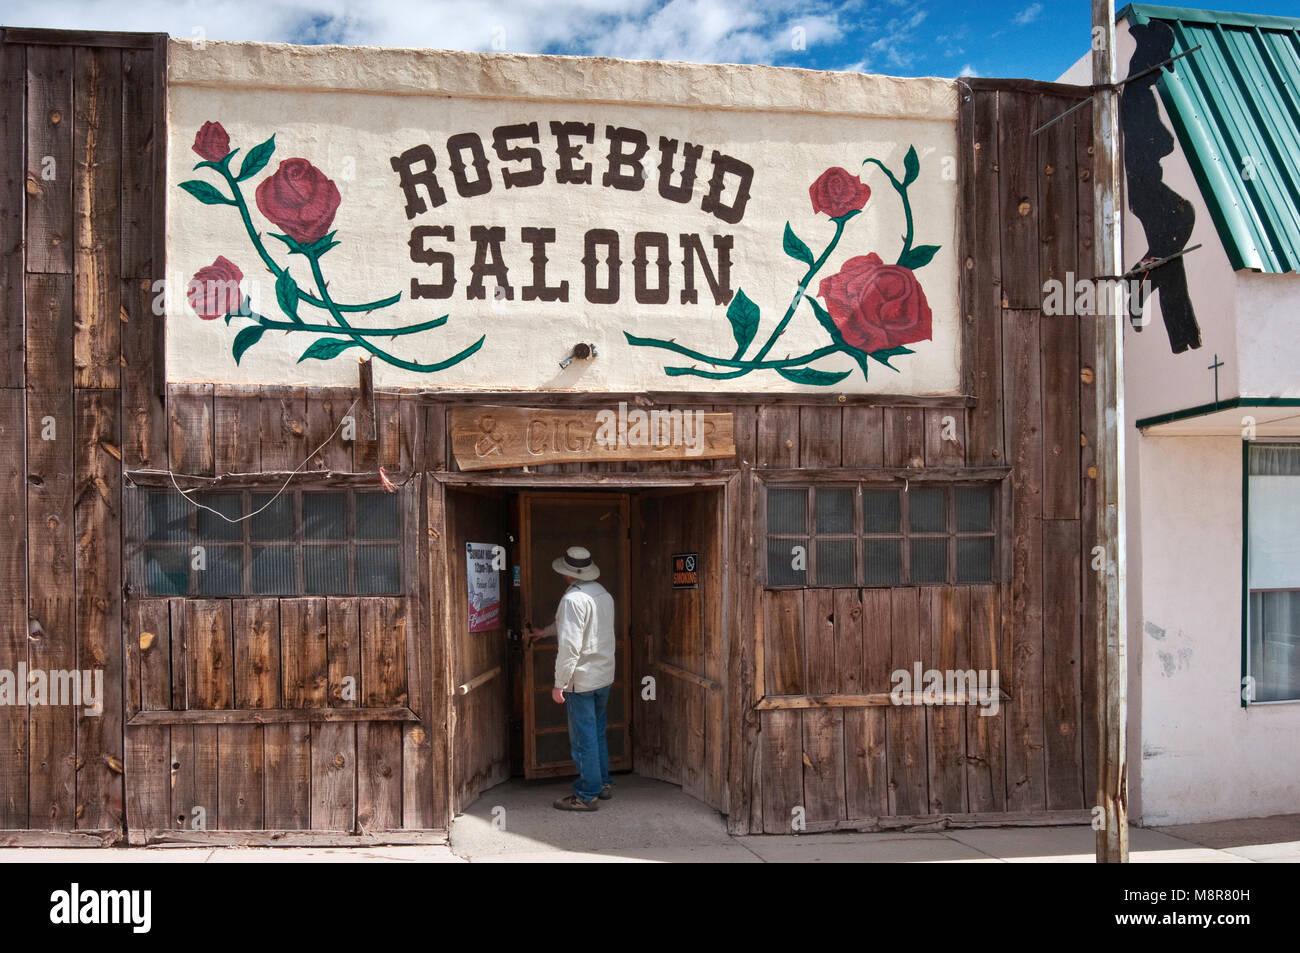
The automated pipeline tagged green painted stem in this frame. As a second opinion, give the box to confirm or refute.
[649,215,851,381]
[242,312,448,336]
[307,253,482,373]
[221,168,400,314]
[862,157,913,263]
[624,333,841,370]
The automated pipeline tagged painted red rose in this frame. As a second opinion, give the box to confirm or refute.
[192,121,231,163]
[255,158,342,245]
[187,255,244,320]
[817,253,932,353]
[809,167,871,218]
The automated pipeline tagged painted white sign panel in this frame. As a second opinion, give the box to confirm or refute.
[166,42,959,394]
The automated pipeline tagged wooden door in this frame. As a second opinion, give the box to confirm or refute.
[447,488,511,812]
[519,492,631,779]
[631,488,725,810]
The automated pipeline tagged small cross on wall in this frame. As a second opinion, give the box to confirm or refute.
[1208,353,1224,408]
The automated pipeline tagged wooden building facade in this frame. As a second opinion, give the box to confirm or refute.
[0,27,1100,843]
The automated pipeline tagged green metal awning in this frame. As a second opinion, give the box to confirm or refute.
[1120,4,1300,273]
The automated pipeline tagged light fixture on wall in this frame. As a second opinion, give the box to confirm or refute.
[558,342,598,370]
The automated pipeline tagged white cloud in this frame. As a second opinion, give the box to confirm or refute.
[1012,3,1043,27]
[957,63,979,77]
[0,0,844,66]
[867,8,928,70]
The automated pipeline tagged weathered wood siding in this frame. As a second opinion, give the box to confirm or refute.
[0,27,1097,841]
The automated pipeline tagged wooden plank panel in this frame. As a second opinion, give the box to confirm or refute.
[25,273,74,396]
[217,725,263,829]
[233,598,279,709]
[1076,100,1101,805]
[124,726,170,833]
[1003,306,1046,812]
[74,389,123,830]
[964,89,1005,465]
[883,407,924,468]
[802,587,836,695]
[966,585,1006,812]
[73,46,122,389]
[801,708,844,824]
[841,406,883,468]
[862,588,894,693]
[887,587,926,816]
[326,597,360,707]
[924,407,965,468]
[184,599,233,709]
[759,709,802,833]
[0,390,27,826]
[927,586,968,815]
[756,405,797,469]
[194,724,219,830]
[119,48,157,280]
[798,406,840,468]
[132,599,171,710]
[262,722,311,829]
[357,722,402,832]
[310,722,356,831]
[25,44,73,275]
[1038,97,1081,521]
[305,387,355,472]
[833,588,864,695]
[280,598,328,708]
[214,389,259,474]
[168,383,214,475]
[682,681,706,802]
[0,44,25,387]
[731,403,757,468]
[169,725,195,831]
[997,91,1040,309]
[120,278,165,470]
[1043,519,1083,810]
[26,369,75,831]
[361,597,409,707]
[407,476,442,829]
[762,590,803,695]
[259,386,305,472]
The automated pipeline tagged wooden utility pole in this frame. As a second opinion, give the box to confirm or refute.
[1092,0,1129,863]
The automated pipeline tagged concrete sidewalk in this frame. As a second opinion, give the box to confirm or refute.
[2,776,1297,862]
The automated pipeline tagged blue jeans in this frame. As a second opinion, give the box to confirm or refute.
[565,683,612,801]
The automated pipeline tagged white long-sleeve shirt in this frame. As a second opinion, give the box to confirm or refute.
[544,580,616,693]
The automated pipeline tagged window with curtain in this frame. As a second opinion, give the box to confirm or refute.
[765,482,998,588]
[1247,443,1300,702]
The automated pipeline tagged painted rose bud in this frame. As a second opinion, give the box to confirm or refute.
[809,167,871,218]
[255,158,342,245]
[187,255,244,320]
[192,121,231,163]
[817,253,932,353]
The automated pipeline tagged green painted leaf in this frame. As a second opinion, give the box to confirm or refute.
[179,180,232,205]
[232,324,265,365]
[236,135,275,182]
[868,344,915,371]
[782,222,814,265]
[276,270,300,322]
[903,145,920,186]
[297,336,358,363]
[725,288,760,353]
[804,295,843,343]
[898,244,941,269]
[269,233,303,254]
[775,365,851,386]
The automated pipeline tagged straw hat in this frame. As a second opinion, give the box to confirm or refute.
[552,545,600,581]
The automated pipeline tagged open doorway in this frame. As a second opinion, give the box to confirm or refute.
[443,483,725,816]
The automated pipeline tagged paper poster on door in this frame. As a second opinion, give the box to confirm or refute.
[466,542,503,632]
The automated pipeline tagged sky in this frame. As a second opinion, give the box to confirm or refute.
[3,0,1299,81]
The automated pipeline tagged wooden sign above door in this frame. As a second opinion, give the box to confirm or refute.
[450,404,736,471]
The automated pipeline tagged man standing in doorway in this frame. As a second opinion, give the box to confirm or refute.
[525,545,616,811]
